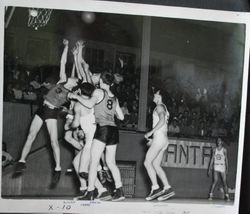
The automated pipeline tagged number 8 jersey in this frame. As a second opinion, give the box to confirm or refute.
[94,89,117,126]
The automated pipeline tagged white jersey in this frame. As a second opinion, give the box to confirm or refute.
[214,147,226,172]
[79,108,96,147]
[152,103,169,135]
[79,108,96,133]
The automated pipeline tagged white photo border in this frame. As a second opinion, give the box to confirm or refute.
[0,0,250,213]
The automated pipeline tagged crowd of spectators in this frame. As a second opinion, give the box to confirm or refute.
[112,58,140,129]
[165,88,240,142]
[4,55,58,104]
[4,55,240,141]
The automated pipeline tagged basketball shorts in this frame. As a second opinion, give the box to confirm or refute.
[36,104,59,121]
[214,164,226,173]
[94,125,119,146]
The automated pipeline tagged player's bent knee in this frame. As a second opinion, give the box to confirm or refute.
[106,159,115,168]
[152,162,161,170]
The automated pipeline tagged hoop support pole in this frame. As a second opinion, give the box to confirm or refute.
[5,7,16,29]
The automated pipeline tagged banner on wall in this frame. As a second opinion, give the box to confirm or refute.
[162,139,216,169]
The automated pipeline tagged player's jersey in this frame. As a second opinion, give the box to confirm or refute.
[214,147,226,172]
[80,108,96,133]
[44,84,69,108]
[94,89,117,126]
[81,108,95,125]
[152,103,169,134]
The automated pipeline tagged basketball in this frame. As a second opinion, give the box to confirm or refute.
[81,12,96,24]
[29,9,38,17]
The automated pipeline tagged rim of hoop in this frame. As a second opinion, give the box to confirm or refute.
[27,8,53,29]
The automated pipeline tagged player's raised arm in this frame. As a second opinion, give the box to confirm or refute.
[72,46,82,81]
[77,40,92,83]
[57,39,69,84]
[71,63,76,78]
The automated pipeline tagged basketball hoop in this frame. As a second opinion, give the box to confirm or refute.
[28,8,52,30]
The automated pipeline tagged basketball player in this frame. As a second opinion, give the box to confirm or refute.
[144,88,175,201]
[68,72,125,201]
[65,82,111,200]
[65,125,87,196]
[208,137,230,201]
[70,41,110,181]
[14,39,80,188]
[72,51,114,185]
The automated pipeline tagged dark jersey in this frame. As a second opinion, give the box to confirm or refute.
[44,84,69,108]
[94,89,117,126]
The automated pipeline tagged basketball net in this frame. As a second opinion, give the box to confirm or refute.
[28,8,52,30]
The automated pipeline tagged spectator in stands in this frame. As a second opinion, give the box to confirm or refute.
[169,99,178,118]
[217,121,228,138]
[11,64,20,81]
[195,88,202,102]
[12,83,23,100]
[183,110,191,123]
[129,100,139,128]
[198,120,208,137]
[202,88,208,103]
[30,74,41,90]
[23,85,37,101]
[178,99,186,114]
[187,119,198,137]
[211,121,220,137]
[5,83,15,101]
[121,101,130,117]
[168,117,180,137]
[179,117,189,137]
[19,69,30,87]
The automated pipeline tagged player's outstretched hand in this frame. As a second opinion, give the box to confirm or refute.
[63,39,69,46]
[76,40,86,47]
[207,169,211,177]
[71,46,78,56]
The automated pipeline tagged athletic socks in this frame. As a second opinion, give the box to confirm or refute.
[115,182,122,189]
[152,185,160,190]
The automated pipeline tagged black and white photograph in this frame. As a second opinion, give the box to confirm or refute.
[0,0,250,213]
